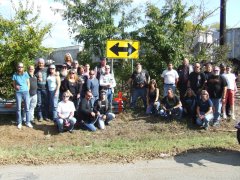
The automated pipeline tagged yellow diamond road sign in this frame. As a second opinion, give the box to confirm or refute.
[107,40,139,59]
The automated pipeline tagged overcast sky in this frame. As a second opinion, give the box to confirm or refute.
[0,0,239,48]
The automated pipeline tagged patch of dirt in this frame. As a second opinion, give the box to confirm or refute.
[0,105,239,165]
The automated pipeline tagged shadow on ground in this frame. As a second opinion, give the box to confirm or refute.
[174,148,240,167]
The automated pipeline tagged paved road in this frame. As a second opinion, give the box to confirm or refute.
[0,151,240,180]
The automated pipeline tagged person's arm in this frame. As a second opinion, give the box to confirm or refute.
[99,75,108,86]
[155,88,159,102]
[55,75,61,96]
[146,89,149,106]
[110,75,116,88]
[173,97,182,109]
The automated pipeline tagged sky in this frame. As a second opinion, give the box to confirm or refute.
[0,0,239,48]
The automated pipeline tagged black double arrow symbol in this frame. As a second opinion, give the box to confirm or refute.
[110,43,136,56]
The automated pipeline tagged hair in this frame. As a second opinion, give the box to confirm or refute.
[184,88,196,97]
[201,90,209,99]
[66,69,79,81]
[64,53,73,63]
[149,79,157,89]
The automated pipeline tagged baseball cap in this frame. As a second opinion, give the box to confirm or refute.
[49,64,56,69]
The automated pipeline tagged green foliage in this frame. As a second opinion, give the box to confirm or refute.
[0,0,52,98]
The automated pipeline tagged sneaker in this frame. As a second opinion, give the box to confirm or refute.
[213,121,220,127]
[69,130,74,134]
[38,118,43,122]
[223,113,227,119]
[17,124,22,129]
[232,115,236,120]
[26,122,33,128]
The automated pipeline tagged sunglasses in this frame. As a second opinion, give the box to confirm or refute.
[70,72,75,74]
[63,96,69,98]
[18,66,23,68]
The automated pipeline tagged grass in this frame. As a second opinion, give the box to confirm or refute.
[0,114,239,165]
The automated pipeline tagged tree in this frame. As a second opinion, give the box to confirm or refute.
[55,0,141,59]
[0,0,52,98]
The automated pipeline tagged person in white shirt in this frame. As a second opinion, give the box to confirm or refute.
[56,92,76,133]
[222,66,237,120]
[161,63,179,96]
[99,65,116,109]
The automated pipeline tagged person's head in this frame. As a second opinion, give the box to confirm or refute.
[200,90,209,101]
[37,58,45,69]
[183,58,189,66]
[72,60,79,68]
[205,63,212,72]
[64,53,73,63]
[17,62,24,74]
[100,57,107,66]
[89,70,95,79]
[61,64,67,70]
[84,64,90,71]
[105,65,111,74]
[168,63,173,70]
[85,90,92,100]
[62,92,70,102]
[213,66,220,76]
[67,69,79,81]
[49,64,56,74]
[194,63,201,72]
[149,79,157,89]
[167,88,174,98]
[226,65,232,73]
[28,65,35,75]
[100,90,106,100]
[185,88,195,97]
[220,63,226,74]
[79,65,84,74]
[135,62,142,73]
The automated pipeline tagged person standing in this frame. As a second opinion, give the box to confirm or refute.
[94,57,107,80]
[27,65,38,124]
[64,53,73,70]
[161,62,179,97]
[177,58,193,102]
[35,58,49,121]
[188,63,206,97]
[99,65,116,109]
[12,62,32,129]
[128,62,150,109]
[206,66,227,126]
[86,70,99,107]
[222,65,237,120]
[47,64,61,121]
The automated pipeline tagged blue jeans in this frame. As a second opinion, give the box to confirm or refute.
[161,107,183,120]
[37,89,48,120]
[131,88,147,108]
[56,117,76,132]
[48,90,59,121]
[106,89,113,107]
[196,112,214,127]
[90,95,99,107]
[211,98,222,122]
[16,91,30,124]
[146,101,160,115]
[98,112,115,129]
[163,84,176,97]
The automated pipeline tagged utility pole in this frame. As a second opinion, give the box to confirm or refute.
[220,0,226,45]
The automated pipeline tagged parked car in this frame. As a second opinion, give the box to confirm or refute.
[0,98,16,114]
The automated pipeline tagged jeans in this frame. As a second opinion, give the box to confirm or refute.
[29,94,37,121]
[90,95,99,107]
[211,98,222,122]
[131,88,147,108]
[98,113,116,129]
[16,91,30,125]
[161,107,183,120]
[163,84,176,97]
[146,101,160,115]
[48,90,59,121]
[106,89,113,107]
[37,89,48,120]
[196,112,214,127]
[56,117,76,132]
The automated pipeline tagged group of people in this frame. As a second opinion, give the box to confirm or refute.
[129,58,237,130]
[12,54,116,133]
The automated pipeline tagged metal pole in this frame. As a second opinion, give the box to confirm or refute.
[220,0,226,45]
